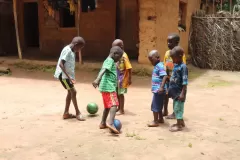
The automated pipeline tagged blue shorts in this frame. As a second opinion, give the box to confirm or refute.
[151,93,164,112]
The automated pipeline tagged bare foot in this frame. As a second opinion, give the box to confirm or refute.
[169,125,183,132]
[162,111,168,117]
[99,123,107,129]
[166,113,176,119]
[147,121,159,127]
[107,124,120,134]
[158,119,164,123]
[63,113,76,119]
[76,114,86,121]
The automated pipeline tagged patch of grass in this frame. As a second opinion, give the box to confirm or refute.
[219,118,224,121]
[132,68,152,77]
[188,143,193,148]
[12,62,55,73]
[125,132,137,137]
[207,80,232,88]
[188,70,205,80]
[135,135,146,140]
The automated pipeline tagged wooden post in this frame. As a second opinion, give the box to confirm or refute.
[77,0,82,65]
[221,0,223,11]
[230,0,232,14]
[13,0,22,59]
[213,0,215,14]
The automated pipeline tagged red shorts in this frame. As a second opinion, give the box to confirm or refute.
[101,92,119,108]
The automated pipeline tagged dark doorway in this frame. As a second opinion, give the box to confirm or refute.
[24,2,39,47]
[116,0,139,60]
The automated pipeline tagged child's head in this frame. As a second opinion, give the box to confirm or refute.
[109,46,123,62]
[112,39,124,50]
[71,36,85,53]
[167,33,180,50]
[148,50,160,66]
[170,46,184,64]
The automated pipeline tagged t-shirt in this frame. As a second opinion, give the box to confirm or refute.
[54,45,75,80]
[117,52,132,89]
[99,57,117,92]
[168,63,188,100]
[151,62,167,93]
[163,50,186,77]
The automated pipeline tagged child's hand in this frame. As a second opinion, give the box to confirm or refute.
[71,79,76,84]
[178,93,185,101]
[128,78,132,85]
[158,87,164,94]
[92,79,99,88]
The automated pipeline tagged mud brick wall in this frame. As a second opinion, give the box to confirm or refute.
[138,0,201,64]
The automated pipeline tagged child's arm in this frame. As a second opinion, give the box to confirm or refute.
[178,65,188,101]
[59,60,70,79]
[157,64,168,94]
[92,68,106,88]
[124,54,133,85]
[158,75,168,93]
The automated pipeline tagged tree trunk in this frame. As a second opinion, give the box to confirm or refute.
[13,0,22,59]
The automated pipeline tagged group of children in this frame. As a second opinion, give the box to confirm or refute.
[54,33,188,134]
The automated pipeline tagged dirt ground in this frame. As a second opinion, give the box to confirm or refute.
[1,60,240,160]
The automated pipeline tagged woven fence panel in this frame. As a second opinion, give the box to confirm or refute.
[189,16,240,71]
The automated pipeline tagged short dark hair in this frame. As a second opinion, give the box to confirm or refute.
[168,33,180,43]
[71,36,85,45]
[110,46,123,55]
[170,46,184,57]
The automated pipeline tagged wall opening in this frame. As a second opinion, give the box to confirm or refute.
[24,2,39,47]
[179,1,187,32]
[59,8,75,28]
[115,0,139,60]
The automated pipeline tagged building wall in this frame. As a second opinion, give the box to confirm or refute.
[18,0,116,59]
[138,0,201,64]
[0,1,17,55]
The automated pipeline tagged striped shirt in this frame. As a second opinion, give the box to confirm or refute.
[99,57,117,92]
[151,62,167,93]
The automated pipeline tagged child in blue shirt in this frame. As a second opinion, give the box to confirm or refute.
[147,50,168,127]
[168,46,188,132]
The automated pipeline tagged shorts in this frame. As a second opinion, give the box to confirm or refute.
[117,88,127,95]
[173,100,184,119]
[59,74,74,90]
[151,93,164,112]
[102,92,119,109]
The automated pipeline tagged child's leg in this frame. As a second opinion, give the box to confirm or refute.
[163,94,169,116]
[117,88,126,114]
[106,92,120,134]
[158,111,164,123]
[170,100,184,132]
[100,108,110,129]
[118,94,125,114]
[148,93,164,127]
[63,91,76,119]
[64,91,71,114]
[70,88,85,121]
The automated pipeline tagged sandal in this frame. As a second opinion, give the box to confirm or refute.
[107,124,120,134]
[169,125,183,132]
[76,114,86,121]
[165,113,176,119]
[63,113,76,119]
[147,121,159,127]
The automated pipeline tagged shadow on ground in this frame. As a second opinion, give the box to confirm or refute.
[0,57,207,88]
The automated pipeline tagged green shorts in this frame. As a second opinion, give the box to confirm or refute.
[173,100,184,119]
[117,88,127,95]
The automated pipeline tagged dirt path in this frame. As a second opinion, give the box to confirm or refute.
[0,66,240,160]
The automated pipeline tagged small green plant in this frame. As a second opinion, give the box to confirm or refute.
[135,136,146,140]
[125,132,136,137]
[188,143,192,148]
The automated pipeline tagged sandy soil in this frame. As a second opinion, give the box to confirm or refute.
[1,64,240,160]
